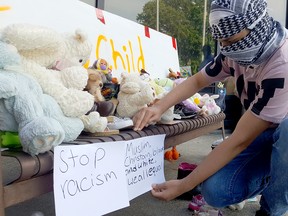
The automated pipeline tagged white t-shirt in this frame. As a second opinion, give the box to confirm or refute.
[200,38,288,124]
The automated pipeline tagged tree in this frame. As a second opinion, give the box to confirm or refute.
[137,0,214,74]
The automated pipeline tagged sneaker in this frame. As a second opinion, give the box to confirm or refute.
[107,116,133,130]
[173,104,198,119]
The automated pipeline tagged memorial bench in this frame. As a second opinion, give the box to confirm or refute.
[0,112,225,216]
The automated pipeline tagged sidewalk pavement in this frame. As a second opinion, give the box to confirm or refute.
[5,129,262,216]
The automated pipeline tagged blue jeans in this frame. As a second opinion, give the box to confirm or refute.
[201,118,288,216]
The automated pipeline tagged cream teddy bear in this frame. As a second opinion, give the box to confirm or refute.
[1,23,107,133]
[116,72,155,118]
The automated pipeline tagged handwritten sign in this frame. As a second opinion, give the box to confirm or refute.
[125,134,165,200]
[53,142,129,216]
[54,135,165,215]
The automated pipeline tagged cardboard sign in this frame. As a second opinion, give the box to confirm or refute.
[54,135,165,216]
[124,134,165,200]
[54,141,129,216]
[0,0,180,79]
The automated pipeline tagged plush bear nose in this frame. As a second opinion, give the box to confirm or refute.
[99,83,103,88]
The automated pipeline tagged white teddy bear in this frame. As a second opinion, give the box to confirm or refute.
[0,39,85,155]
[116,72,155,118]
[1,23,107,133]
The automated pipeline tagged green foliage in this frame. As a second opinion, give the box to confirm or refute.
[136,0,215,74]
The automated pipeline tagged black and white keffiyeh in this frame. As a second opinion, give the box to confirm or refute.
[209,0,286,66]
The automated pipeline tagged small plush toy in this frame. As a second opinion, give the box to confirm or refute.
[116,72,155,118]
[154,77,174,92]
[164,146,180,161]
[91,58,112,83]
[0,131,21,149]
[168,68,180,79]
[1,23,107,133]
[173,78,201,113]
[201,94,221,116]
[84,68,115,117]
[89,59,119,100]
[85,68,105,102]
[215,82,226,111]
[140,69,166,97]
[0,40,85,155]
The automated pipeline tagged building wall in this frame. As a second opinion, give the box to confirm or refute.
[267,0,286,26]
[80,0,287,26]
[80,0,95,7]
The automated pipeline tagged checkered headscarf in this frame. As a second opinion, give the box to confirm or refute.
[209,0,286,66]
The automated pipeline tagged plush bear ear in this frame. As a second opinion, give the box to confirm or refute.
[74,29,88,43]
[120,71,129,79]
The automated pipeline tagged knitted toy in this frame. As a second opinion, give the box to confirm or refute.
[1,23,107,133]
[0,40,84,155]
[116,72,156,118]
[91,58,112,83]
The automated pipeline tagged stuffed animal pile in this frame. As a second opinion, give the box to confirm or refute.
[0,23,223,156]
[1,23,107,133]
[0,39,84,155]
